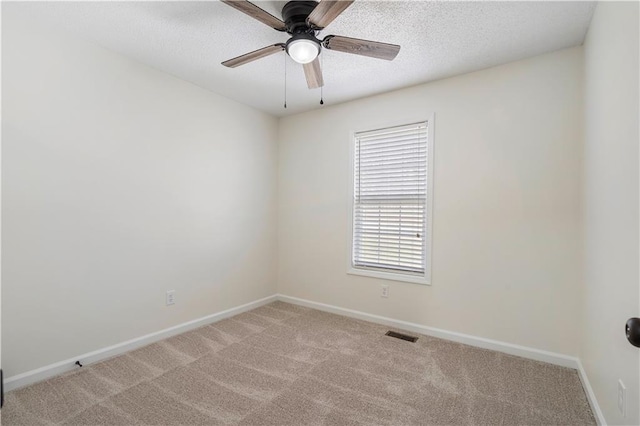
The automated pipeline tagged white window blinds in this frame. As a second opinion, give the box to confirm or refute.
[352,122,428,275]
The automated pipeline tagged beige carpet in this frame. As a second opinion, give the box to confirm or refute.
[2,301,595,425]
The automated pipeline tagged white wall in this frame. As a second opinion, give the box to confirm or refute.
[4,8,638,425]
[278,47,584,356]
[1,10,279,377]
[582,2,640,425]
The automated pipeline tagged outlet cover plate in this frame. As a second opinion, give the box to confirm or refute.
[166,290,175,306]
[618,379,626,417]
[381,285,389,298]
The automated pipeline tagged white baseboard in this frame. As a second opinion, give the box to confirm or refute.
[576,359,607,425]
[3,294,278,392]
[4,291,605,425]
[278,294,580,368]
[278,294,606,423]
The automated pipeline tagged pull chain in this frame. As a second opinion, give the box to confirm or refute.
[320,53,324,105]
[284,53,287,109]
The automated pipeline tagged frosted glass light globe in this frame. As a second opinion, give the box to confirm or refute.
[287,39,320,64]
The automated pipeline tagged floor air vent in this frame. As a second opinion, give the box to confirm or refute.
[385,331,418,342]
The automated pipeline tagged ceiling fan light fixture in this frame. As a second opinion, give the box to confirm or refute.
[286,34,320,64]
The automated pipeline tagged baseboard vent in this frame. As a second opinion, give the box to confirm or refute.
[385,330,418,342]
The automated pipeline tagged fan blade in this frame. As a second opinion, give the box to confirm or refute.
[221,0,287,31]
[323,35,400,61]
[222,44,285,68]
[307,0,355,30]
[303,57,324,89]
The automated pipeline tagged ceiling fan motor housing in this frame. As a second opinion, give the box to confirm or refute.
[282,1,318,34]
[282,0,322,64]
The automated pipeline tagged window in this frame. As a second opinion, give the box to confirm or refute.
[349,119,433,285]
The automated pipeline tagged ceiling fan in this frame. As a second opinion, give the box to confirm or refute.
[220,0,401,89]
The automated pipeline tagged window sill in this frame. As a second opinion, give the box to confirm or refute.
[347,267,431,286]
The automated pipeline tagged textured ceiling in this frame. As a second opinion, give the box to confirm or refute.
[5,1,595,117]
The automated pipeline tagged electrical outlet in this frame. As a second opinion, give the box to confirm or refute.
[618,379,626,417]
[166,290,175,306]
[381,285,389,298]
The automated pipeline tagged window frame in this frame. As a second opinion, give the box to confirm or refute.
[347,114,435,286]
